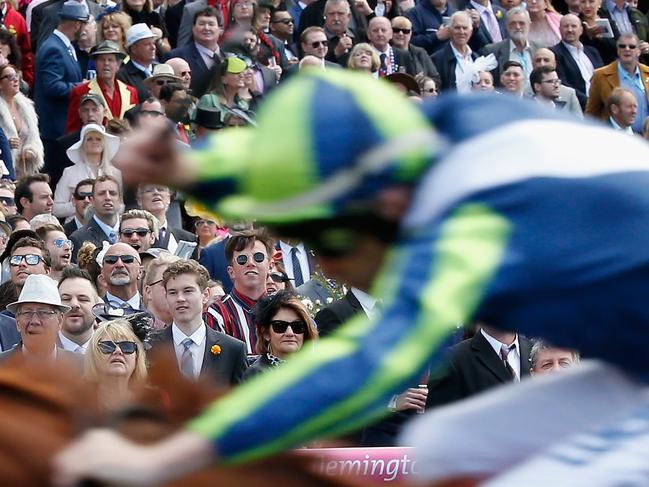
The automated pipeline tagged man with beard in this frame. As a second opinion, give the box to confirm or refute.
[159,84,192,144]
[66,41,139,134]
[70,175,122,262]
[35,224,73,282]
[101,242,144,309]
[118,209,157,253]
[57,267,99,354]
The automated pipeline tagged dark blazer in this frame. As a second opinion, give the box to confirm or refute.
[0,314,19,352]
[50,128,79,188]
[152,226,199,259]
[432,42,479,92]
[117,61,153,103]
[165,42,216,98]
[164,0,185,48]
[0,126,14,180]
[426,331,533,409]
[392,46,418,76]
[69,217,113,263]
[314,289,363,338]
[463,1,507,53]
[408,43,441,86]
[198,237,233,293]
[36,0,104,51]
[152,324,247,386]
[551,41,603,109]
[63,218,82,237]
[34,33,83,140]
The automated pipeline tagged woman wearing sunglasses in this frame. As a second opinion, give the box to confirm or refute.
[244,290,318,380]
[84,319,148,413]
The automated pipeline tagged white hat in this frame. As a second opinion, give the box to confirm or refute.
[66,123,120,166]
[144,63,182,86]
[7,275,71,314]
[125,23,157,49]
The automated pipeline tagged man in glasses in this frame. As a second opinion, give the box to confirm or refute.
[35,224,73,282]
[270,9,299,63]
[14,173,54,223]
[529,65,572,114]
[0,183,17,219]
[205,229,273,354]
[63,179,93,237]
[586,32,649,133]
[57,267,100,354]
[119,209,157,253]
[0,274,81,366]
[101,243,144,310]
[149,259,247,386]
[300,27,339,69]
[8,236,50,305]
[70,175,122,262]
[391,16,441,83]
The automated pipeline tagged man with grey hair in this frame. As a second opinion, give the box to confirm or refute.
[323,0,355,66]
[165,58,192,91]
[530,339,580,376]
[482,7,538,86]
[432,11,478,91]
[101,242,144,309]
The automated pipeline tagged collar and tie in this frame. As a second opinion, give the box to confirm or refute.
[379,53,388,77]
[500,343,518,381]
[158,226,166,243]
[108,231,117,244]
[291,246,304,287]
[180,337,195,379]
[68,44,77,62]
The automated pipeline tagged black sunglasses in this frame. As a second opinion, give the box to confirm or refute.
[311,40,328,48]
[121,227,150,237]
[140,109,165,117]
[98,340,137,355]
[618,44,637,49]
[270,319,306,334]
[73,191,92,200]
[270,272,290,283]
[392,27,411,34]
[235,252,266,265]
[10,254,43,266]
[103,254,137,264]
[155,79,172,86]
[272,18,294,24]
[0,196,15,205]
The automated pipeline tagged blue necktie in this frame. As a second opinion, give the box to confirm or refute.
[291,247,304,287]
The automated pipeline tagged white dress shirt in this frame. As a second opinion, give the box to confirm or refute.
[351,287,380,319]
[563,41,595,94]
[58,331,91,354]
[279,241,311,285]
[610,116,634,134]
[451,43,475,90]
[104,291,142,310]
[53,29,76,61]
[481,328,521,380]
[195,42,220,70]
[172,322,206,379]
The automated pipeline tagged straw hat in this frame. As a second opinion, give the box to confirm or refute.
[7,274,71,314]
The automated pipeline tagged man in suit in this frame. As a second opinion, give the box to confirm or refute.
[426,324,533,409]
[599,0,649,45]
[0,314,19,352]
[432,11,478,91]
[100,243,145,309]
[406,0,455,55]
[367,17,417,76]
[482,7,537,86]
[34,1,88,175]
[118,24,158,103]
[70,175,122,262]
[391,16,442,85]
[165,6,223,99]
[607,87,638,133]
[36,0,104,51]
[57,267,100,354]
[551,14,603,109]
[315,287,374,337]
[118,209,158,253]
[278,241,314,287]
[152,259,247,386]
[0,274,80,369]
[586,33,649,133]
[136,184,197,255]
[462,0,507,53]
[323,0,358,67]
[63,179,93,237]
[530,65,584,118]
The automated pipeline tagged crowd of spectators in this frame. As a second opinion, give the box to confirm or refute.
[0,0,637,452]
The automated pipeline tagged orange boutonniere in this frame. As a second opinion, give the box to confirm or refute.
[211,345,222,355]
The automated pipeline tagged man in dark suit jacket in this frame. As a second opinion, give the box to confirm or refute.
[551,14,604,109]
[118,24,159,103]
[432,12,479,91]
[34,2,88,170]
[462,0,507,53]
[426,325,533,409]
[165,6,223,99]
[36,0,104,51]
[315,288,364,337]
[150,259,247,387]
[0,314,20,352]
[368,17,418,76]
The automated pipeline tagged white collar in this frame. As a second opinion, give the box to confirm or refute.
[131,59,153,73]
[53,29,73,48]
[105,291,141,309]
[172,322,207,346]
[509,39,530,53]
[279,240,305,254]
[480,328,520,356]
[350,287,377,311]
[58,331,91,352]
[609,116,634,134]
[451,42,473,59]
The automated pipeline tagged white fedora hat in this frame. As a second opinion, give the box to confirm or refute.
[7,274,71,314]
[66,123,120,166]
[125,23,157,49]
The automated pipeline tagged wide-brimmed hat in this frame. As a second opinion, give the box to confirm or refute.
[90,40,126,60]
[66,123,120,165]
[144,63,182,87]
[125,23,157,48]
[7,274,71,314]
[59,0,90,21]
[384,72,421,95]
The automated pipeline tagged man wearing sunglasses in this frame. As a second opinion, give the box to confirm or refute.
[391,16,441,83]
[35,224,73,282]
[118,209,157,253]
[63,179,93,237]
[9,236,50,301]
[101,243,144,310]
[205,229,273,354]
[270,9,299,63]
[0,183,16,218]
[299,27,340,69]
[150,259,247,386]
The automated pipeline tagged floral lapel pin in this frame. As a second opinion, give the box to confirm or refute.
[211,344,222,356]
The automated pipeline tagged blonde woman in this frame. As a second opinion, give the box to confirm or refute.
[96,11,133,52]
[84,319,148,413]
[527,0,562,48]
[347,43,381,74]
[53,124,121,218]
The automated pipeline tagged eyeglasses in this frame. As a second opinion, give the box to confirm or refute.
[140,110,165,117]
[9,254,43,266]
[269,272,290,283]
[121,227,150,237]
[97,340,137,355]
[73,191,92,200]
[311,40,328,48]
[270,319,306,334]
[392,27,411,34]
[272,18,294,24]
[618,44,637,49]
[1,74,18,82]
[155,79,172,86]
[424,88,438,93]
[541,78,561,85]
[195,219,216,227]
[53,238,74,249]
[103,254,137,265]
[235,251,266,265]
[16,309,58,320]
[0,196,15,205]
